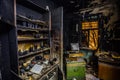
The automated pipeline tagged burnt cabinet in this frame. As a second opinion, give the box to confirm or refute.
[0,0,15,25]
[0,0,19,80]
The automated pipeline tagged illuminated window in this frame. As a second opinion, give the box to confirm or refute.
[81,21,99,50]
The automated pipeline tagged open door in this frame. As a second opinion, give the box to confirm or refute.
[51,7,63,70]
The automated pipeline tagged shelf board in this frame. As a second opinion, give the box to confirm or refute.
[16,0,48,13]
[19,48,50,59]
[17,25,49,32]
[18,37,49,42]
[108,38,120,41]
[17,14,47,26]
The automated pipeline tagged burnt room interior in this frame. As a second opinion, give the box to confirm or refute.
[0,0,120,80]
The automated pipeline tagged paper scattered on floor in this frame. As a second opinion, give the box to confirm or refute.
[86,74,99,80]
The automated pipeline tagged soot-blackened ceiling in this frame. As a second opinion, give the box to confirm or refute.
[51,0,118,14]
[51,0,90,13]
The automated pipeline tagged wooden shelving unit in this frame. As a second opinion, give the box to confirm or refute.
[16,1,55,80]
[0,0,63,80]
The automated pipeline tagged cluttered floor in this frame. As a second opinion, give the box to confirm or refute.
[86,67,99,80]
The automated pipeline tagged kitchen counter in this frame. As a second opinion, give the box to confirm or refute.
[98,60,120,80]
[99,58,120,66]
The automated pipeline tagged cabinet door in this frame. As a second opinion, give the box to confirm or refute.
[51,7,63,70]
[0,0,15,26]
